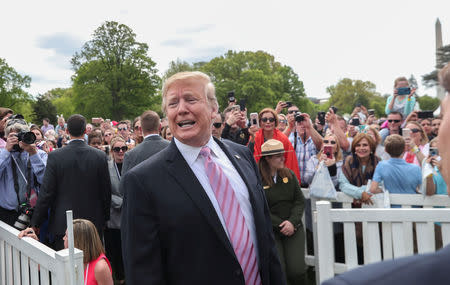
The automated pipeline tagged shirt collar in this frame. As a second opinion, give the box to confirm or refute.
[174,136,219,167]
[69,139,85,143]
[144,133,159,140]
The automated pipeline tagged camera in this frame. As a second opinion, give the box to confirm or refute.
[317,112,326,125]
[295,112,304,123]
[12,131,37,152]
[397,87,411,95]
[227,91,235,102]
[14,203,34,230]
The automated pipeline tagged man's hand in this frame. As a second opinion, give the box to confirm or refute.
[409,88,417,98]
[406,111,418,122]
[226,110,240,126]
[361,191,373,205]
[279,220,295,236]
[19,141,37,156]
[248,125,259,137]
[326,108,337,124]
[366,114,376,125]
[18,227,39,241]
[5,132,19,152]
[301,113,313,129]
[275,101,286,114]
[287,112,296,129]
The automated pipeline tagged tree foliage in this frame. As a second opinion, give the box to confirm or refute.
[71,21,160,120]
[196,50,306,113]
[32,95,57,125]
[326,78,385,116]
[0,58,32,109]
[422,44,450,87]
[47,88,76,119]
[417,95,441,111]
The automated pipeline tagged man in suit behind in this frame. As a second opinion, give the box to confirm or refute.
[121,110,169,175]
[31,114,111,250]
[323,63,450,285]
[121,71,285,285]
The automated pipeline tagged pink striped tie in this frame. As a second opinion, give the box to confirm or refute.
[200,146,261,285]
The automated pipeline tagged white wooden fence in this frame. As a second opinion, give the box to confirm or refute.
[301,189,450,284]
[316,201,450,283]
[0,219,84,284]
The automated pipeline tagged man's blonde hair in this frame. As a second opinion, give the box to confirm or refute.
[161,71,218,114]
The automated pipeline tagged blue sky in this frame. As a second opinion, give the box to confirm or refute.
[1,0,449,100]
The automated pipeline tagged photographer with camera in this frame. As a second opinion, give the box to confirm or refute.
[221,105,254,145]
[0,116,47,228]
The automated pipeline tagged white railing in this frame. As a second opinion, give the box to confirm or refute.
[300,188,450,284]
[0,218,84,284]
[316,201,450,283]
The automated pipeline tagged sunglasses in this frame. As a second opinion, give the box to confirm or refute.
[388,119,401,123]
[279,120,287,124]
[118,127,127,131]
[323,140,336,144]
[213,123,222,128]
[261,117,276,123]
[288,110,299,114]
[112,146,128,152]
[134,126,140,130]
[410,128,421,133]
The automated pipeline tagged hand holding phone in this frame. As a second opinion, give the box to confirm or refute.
[324,146,333,159]
[250,113,259,128]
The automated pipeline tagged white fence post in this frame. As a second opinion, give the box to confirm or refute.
[316,201,334,284]
[66,210,76,285]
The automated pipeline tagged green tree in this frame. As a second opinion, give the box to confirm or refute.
[417,95,441,111]
[163,58,194,81]
[47,88,76,119]
[326,78,384,116]
[0,58,32,109]
[32,94,57,125]
[199,50,306,113]
[71,21,161,120]
[422,44,450,87]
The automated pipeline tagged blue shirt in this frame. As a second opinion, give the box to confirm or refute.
[289,132,317,183]
[372,158,421,194]
[0,149,47,210]
[433,167,447,195]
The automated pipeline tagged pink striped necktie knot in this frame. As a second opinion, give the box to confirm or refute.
[199,146,261,285]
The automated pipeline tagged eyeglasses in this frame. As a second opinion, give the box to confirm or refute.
[213,123,222,128]
[261,117,276,123]
[134,126,140,130]
[288,110,299,114]
[410,128,421,133]
[388,119,401,123]
[112,146,128,152]
[279,120,287,124]
[118,127,128,131]
[323,140,336,144]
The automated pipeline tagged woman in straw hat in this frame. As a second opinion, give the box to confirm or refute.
[257,139,306,285]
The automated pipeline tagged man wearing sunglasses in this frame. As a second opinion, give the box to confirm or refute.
[117,121,135,147]
[379,111,403,145]
[31,114,111,250]
[211,113,225,140]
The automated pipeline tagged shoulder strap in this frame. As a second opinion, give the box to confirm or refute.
[10,156,21,205]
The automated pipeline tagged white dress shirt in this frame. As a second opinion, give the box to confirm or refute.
[174,136,260,261]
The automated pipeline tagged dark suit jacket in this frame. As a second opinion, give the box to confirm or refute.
[122,135,170,175]
[323,245,450,285]
[31,140,111,236]
[121,138,285,285]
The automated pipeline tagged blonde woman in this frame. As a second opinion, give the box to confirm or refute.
[403,121,429,166]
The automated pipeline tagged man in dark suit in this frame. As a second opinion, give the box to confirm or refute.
[323,63,450,285]
[122,110,169,175]
[121,71,285,285]
[31,114,111,250]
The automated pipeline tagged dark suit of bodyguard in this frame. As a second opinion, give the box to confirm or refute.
[31,114,111,249]
[121,72,285,285]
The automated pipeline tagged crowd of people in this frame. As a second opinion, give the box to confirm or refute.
[0,65,449,285]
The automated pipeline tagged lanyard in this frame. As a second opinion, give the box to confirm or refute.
[11,154,28,185]
[114,162,121,181]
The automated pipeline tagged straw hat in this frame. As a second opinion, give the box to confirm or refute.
[259,139,291,156]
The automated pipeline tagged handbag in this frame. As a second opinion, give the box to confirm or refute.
[309,161,337,199]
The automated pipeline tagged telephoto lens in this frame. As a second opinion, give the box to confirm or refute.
[14,204,33,231]
[17,131,36,145]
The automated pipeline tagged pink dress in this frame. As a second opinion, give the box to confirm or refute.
[84,253,112,285]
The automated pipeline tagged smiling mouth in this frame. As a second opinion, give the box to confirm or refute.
[178,120,195,128]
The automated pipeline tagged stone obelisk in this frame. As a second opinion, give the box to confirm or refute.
[436,18,445,100]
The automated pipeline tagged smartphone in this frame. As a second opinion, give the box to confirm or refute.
[231,105,240,112]
[285,101,293,108]
[324,146,333,159]
[350,117,360,126]
[239,99,246,111]
[250,113,259,127]
[368,109,375,116]
[355,102,362,107]
[227,91,235,102]
[402,128,411,139]
[418,111,434,119]
[429,147,439,157]
[397,87,411,95]
[92,117,102,124]
[317,112,326,125]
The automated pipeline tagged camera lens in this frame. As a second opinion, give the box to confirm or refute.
[22,132,36,145]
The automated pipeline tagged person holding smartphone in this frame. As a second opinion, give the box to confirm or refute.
[385,76,416,117]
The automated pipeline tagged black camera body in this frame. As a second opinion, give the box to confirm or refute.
[317,112,326,125]
[227,91,235,102]
[14,203,34,230]
[295,112,305,123]
[12,131,36,152]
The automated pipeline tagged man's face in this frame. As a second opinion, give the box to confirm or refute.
[387,114,402,132]
[42,120,48,126]
[432,119,441,135]
[165,79,216,147]
[420,120,432,135]
[211,114,224,139]
[295,121,308,137]
[86,124,93,134]
[117,124,129,139]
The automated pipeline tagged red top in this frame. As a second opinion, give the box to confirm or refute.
[84,253,112,285]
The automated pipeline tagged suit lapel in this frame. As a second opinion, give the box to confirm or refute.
[165,141,236,258]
